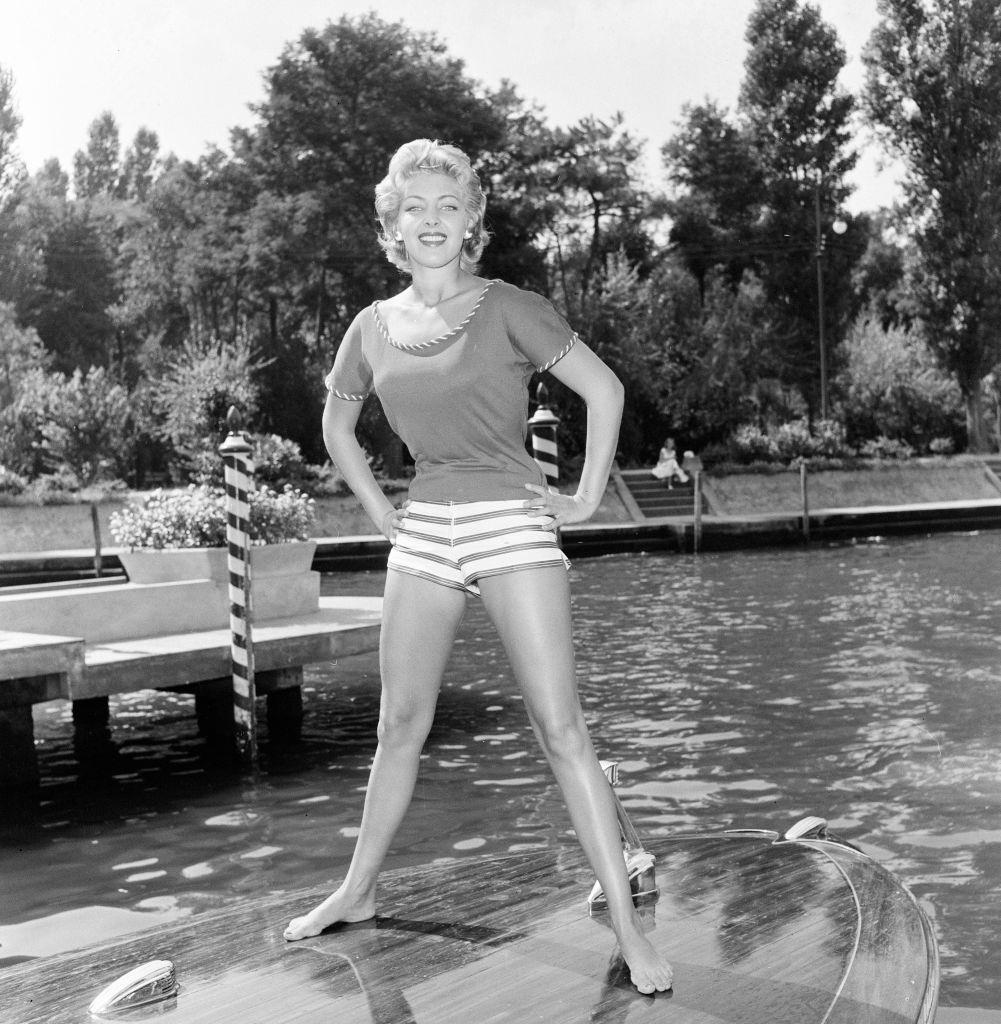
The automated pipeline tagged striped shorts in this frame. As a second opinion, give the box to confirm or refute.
[387,499,571,596]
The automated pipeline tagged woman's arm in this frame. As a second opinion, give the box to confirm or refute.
[525,341,624,527]
[322,393,403,541]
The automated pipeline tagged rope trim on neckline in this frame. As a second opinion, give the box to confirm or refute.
[373,280,497,352]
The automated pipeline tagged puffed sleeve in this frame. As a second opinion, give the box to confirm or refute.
[502,287,578,371]
[323,310,373,400]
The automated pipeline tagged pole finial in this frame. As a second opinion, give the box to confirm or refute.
[219,405,252,455]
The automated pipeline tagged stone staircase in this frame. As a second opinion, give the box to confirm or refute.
[617,468,699,518]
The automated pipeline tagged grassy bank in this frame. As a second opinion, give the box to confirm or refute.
[2,458,998,555]
[707,457,1001,515]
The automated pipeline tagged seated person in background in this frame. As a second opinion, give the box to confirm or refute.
[651,437,689,488]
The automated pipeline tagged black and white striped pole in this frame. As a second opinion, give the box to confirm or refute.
[219,406,257,766]
[528,382,560,485]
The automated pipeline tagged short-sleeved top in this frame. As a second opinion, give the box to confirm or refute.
[324,279,577,502]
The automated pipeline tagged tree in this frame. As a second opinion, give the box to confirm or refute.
[0,65,23,198]
[73,112,122,200]
[837,313,963,450]
[738,0,860,417]
[228,14,511,464]
[120,127,160,201]
[20,203,118,372]
[662,101,764,301]
[538,114,655,318]
[863,0,1001,451]
[41,366,131,484]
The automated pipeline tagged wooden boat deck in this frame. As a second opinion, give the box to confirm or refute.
[0,830,938,1023]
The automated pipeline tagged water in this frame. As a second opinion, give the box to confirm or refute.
[2,531,1000,1013]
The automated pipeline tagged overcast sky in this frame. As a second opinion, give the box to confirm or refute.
[2,0,896,211]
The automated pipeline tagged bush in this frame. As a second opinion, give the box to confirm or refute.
[153,334,265,482]
[858,436,915,460]
[0,466,27,495]
[810,419,851,458]
[41,366,131,485]
[837,316,963,452]
[109,484,316,549]
[772,419,814,461]
[731,425,777,464]
[725,418,855,466]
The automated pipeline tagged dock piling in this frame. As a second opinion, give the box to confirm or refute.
[219,407,257,767]
[527,383,560,485]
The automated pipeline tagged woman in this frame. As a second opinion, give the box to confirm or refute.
[283,139,673,995]
[651,437,689,488]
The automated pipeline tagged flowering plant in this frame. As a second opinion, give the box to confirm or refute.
[109,484,316,549]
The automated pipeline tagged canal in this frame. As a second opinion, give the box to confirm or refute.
[1,530,1000,1016]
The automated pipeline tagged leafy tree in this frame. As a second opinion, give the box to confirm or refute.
[0,303,51,476]
[21,203,118,372]
[862,0,1001,450]
[0,65,23,198]
[73,112,122,200]
[228,14,511,465]
[662,100,764,300]
[153,333,265,481]
[836,313,963,450]
[120,127,160,201]
[0,300,48,405]
[539,114,655,318]
[738,0,860,416]
[41,365,131,483]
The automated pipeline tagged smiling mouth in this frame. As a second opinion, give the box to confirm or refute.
[418,233,448,245]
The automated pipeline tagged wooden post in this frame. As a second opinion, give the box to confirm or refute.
[693,470,703,554]
[90,503,103,578]
[527,383,560,485]
[801,460,811,542]
[219,407,257,767]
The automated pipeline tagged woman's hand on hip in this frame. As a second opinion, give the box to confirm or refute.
[524,483,596,529]
[380,506,406,544]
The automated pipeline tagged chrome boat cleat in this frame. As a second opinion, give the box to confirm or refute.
[588,760,659,912]
[88,958,179,1017]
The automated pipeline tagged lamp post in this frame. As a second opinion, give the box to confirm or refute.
[813,186,848,422]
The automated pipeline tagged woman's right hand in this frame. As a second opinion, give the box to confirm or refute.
[380,506,406,544]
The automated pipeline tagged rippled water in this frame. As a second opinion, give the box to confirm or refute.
[2,532,1001,1010]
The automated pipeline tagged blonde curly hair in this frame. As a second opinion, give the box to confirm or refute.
[374,139,490,274]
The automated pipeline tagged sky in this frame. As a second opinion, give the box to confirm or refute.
[2,0,896,212]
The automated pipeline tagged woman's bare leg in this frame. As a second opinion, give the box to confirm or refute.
[284,570,467,940]
[478,566,673,994]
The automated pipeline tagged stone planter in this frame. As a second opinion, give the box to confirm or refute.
[118,541,317,584]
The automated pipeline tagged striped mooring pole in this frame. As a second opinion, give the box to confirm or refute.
[219,406,257,766]
[527,382,560,484]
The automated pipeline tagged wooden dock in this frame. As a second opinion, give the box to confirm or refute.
[0,595,382,787]
[0,827,938,1023]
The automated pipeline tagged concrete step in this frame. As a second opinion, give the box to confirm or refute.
[619,472,696,518]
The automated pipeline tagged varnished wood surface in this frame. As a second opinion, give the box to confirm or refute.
[0,832,937,1024]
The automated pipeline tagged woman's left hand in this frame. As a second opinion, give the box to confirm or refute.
[524,483,596,529]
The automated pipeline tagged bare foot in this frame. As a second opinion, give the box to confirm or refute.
[283,884,376,941]
[618,926,673,995]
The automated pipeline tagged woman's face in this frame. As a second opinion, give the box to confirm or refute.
[396,171,472,271]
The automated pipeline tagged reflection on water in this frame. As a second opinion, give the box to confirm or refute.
[1,531,1000,1007]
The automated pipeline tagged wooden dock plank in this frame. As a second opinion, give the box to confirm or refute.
[0,630,84,689]
[71,597,382,700]
[0,833,936,1024]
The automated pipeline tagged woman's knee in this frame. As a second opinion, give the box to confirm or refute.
[376,704,434,750]
[532,711,591,764]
